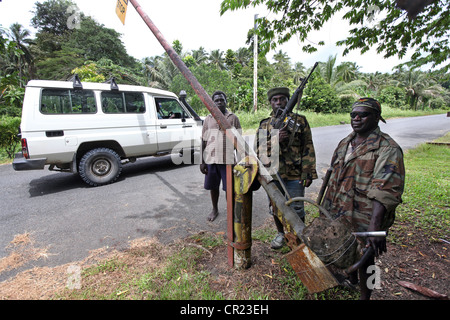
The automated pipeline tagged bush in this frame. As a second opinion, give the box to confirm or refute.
[0,116,21,159]
[377,86,407,108]
[300,76,341,113]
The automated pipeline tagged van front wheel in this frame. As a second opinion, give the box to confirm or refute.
[79,148,122,186]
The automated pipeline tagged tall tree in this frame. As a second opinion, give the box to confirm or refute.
[67,17,136,68]
[191,47,209,65]
[292,62,306,84]
[235,47,251,67]
[209,49,226,70]
[7,23,35,83]
[31,0,77,35]
[220,0,450,74]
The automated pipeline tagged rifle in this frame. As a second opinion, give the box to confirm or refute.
[271,62,318,130]
[316,167,332,206]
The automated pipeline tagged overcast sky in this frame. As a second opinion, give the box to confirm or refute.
[0,0,413,73]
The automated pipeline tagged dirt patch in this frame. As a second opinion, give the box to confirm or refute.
[370,225,449,300]
[0,232,52,274]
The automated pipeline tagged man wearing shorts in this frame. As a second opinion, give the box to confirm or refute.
[200,91,242,221]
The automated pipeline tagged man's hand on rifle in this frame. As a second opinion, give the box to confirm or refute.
[279,127,289,142]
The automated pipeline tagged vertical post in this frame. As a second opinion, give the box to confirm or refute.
[226,164,234,267]
[233,187,252,269]
[253,14,258,112]
[231,158,257,269]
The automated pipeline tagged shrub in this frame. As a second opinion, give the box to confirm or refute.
[377,86,407,107]
[0,116,21,159]
[300,76,341,113]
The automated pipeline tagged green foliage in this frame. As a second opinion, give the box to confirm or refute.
[0,72,25,116]
[66,17,137,69]
[395,139,450,240]
[377,86,407,108]
[72,62,106,83]
[0,116,21,159]
[72,58,144,85]
[169,63,236,114]
[220,0,450,74]
[1,0,449,120]
[300,75,342,113]
[31,0,77,35]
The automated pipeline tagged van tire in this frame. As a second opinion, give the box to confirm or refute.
[79,148,122,186]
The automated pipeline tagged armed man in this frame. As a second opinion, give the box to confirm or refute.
[322,97,405,299]
[254,86,317,249]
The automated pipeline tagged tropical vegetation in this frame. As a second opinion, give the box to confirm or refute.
[1,0,449,159]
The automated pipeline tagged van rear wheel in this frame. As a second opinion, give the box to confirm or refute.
[79,148,122,186]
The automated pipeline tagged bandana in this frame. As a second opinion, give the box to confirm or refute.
[352,98,386,123]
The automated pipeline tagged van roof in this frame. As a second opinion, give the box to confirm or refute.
[26,80,178,98]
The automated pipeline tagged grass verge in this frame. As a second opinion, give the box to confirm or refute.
[390,133,450,245]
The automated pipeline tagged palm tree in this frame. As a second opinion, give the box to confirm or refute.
[235,47,251,67]
[209,49,226,70]
[272,50,291,75]
[292,62,306,84]
[7,23,35,85]
[191,47,209,65]
[320,54,337,86]
[141,56,167,88]
[360,72,388,94]
[400,68,443,110]
[336,62,360,83]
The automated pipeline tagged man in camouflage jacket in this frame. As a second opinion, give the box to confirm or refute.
[322,97,405,300]
[254,87,317,249]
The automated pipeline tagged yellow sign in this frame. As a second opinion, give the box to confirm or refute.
[116,0,128,25]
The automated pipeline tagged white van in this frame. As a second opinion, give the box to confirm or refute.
[13,78,203,186]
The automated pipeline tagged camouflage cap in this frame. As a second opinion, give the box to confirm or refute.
[268,87,290,101]
[352,97,386,123]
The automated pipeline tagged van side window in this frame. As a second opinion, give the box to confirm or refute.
[101,91,145,114]
[155,97,191,119]
[41,89,96,114]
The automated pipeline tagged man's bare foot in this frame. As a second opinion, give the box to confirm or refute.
[207,209,219,221]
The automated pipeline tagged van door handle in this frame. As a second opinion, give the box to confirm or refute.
[160,125,167,129]
[182,125,192,128]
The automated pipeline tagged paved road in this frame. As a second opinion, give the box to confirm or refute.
[0,114,448,281]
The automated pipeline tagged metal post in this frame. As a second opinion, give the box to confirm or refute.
[233,191,252,269]
[226,165,234,267]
